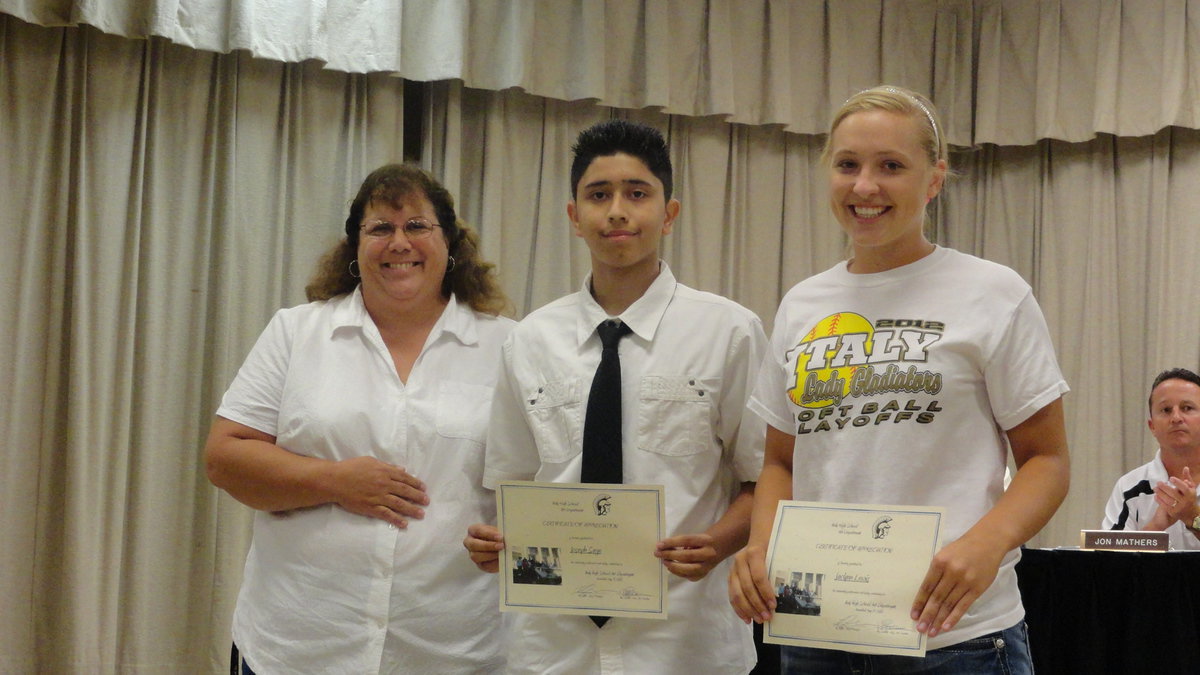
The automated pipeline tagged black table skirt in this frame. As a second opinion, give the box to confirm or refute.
[1016,547,1200,674]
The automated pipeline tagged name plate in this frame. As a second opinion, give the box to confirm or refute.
[1080,530,1168,552]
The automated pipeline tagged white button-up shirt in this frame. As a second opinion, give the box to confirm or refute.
[217,289,514,674]
[484,264,766,674]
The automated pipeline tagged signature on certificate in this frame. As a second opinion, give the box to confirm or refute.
[620,586,651,600]
[574,584,614,599]
[834,615,914,636]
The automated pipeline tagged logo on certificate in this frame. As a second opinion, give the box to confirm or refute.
[872,516,893,540]
[594,494,613,516]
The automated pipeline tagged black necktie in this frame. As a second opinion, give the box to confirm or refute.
[580,319,631,629]
[581,320,632,485]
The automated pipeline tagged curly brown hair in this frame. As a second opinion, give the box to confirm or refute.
[305,164,508,316]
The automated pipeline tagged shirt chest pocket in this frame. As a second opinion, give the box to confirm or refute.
[525,379,583,464]
[637,375,718,457]
[435,381,495,444]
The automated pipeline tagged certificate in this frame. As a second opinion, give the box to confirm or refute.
[495,481,668,619]
[764,501,944,656]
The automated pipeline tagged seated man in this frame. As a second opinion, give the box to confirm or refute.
[1102,367,1200,549]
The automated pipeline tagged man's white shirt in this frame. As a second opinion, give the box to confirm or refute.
[1103,449,1200,551]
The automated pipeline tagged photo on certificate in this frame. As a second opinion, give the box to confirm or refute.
[772,571,823,616]
[495,481,668,620]
[510,547,562,585]
[764,501,944,657]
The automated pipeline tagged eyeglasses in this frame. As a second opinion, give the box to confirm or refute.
[360,218,441,240]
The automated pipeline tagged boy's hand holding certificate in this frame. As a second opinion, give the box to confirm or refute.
[764,501,944,657]
[496,481,669,619]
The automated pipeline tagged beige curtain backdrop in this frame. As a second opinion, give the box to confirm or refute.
[4,1,1200,672]
[8,0,1200,144]
[0,16,406,673]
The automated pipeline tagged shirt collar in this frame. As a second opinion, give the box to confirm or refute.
[575,261,676,345]
[436,293,479,346]
[332,286,478,346]
[1152,448,1169,480]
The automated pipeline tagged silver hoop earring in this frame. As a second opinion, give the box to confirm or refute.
[446,255,456,272]
[348,260,361,278]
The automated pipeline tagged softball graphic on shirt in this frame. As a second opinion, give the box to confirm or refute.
[787,312,875,408]
[786,312,944,412]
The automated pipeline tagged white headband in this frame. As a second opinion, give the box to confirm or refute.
[879,86,941,159]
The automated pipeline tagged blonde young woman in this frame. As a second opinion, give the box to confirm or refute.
[728,86,1070,674]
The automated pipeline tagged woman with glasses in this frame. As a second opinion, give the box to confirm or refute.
[205,164,513,673]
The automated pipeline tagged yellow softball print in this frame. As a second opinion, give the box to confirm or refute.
[788,312,875,408]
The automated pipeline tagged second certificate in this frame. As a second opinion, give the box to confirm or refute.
[764,501,944,656]
[496,481,668,620]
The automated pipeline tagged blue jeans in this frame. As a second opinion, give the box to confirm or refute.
[780,622,1033,675]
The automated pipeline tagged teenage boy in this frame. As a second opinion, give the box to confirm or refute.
[464,119,767,673]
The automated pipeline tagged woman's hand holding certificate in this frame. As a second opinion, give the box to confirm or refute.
[908,528,1005,639]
